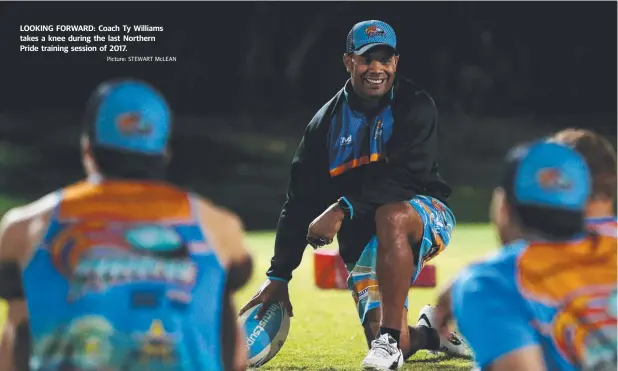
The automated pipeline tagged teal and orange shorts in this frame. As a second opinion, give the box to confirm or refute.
[345,195,456,324]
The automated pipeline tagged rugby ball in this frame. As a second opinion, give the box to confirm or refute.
[238,302,291,368]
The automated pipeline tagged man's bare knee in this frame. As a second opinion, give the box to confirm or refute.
[375,202,422,242]
[375,202,413,228]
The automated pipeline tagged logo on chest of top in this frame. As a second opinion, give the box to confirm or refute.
[374,119,384,140]
[339,135,353,146]
[49,221,198,300]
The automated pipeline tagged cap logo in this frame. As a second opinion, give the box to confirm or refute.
[116,112,153,136]
[365,25,385,37]
[537,168,572,190]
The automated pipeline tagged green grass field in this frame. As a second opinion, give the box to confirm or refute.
[234,225,498,371]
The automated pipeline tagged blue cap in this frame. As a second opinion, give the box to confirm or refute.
[503,141,591,211]
[85,79,171,156]
[346,20,397,55]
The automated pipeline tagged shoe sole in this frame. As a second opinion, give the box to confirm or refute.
[362,366,400,371]
[418,308,471,360]
[361,355,403,370]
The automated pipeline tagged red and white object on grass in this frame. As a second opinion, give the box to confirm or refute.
[313,249,437,289]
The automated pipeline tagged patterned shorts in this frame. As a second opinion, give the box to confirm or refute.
[346,195,456,324]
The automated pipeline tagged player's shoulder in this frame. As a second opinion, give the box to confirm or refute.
[454,240,529,295]
[467,239,528,270]
[191,194,248,264]
[191,194,244,231]
[1,191,61,230]
[0,192,61,260]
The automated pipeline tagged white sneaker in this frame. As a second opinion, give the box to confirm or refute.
[417,304,471,359]
[361,333,404,370]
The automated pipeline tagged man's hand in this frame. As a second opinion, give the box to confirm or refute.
[239,279,294,319]
[306,203,345,248]
[434,280,455,338]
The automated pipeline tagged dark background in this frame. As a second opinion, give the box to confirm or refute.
[0,1,615,229]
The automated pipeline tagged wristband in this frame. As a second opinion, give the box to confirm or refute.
[337,196,354,220]
[267,275,289,283]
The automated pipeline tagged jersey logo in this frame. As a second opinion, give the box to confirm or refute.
[31,316,182,370]
[31,316,115,370]
[340,135,353,146]
[373,120,383,140]
[49,221,197,301]
[133,319,178,364]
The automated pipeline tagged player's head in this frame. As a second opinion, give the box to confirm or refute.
[490,141,591,244]
[547,128,616,203]
[343,20,399,100]
[80,78,172,180]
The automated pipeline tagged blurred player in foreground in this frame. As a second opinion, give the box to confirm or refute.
[429,128,617,363]
[240,20,467,370]
[0,79,252,371]
[436,140,617,371]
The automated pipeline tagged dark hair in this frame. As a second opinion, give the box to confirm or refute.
[513,205,585,240]
[91,145,167,180]
[550,128,617,200]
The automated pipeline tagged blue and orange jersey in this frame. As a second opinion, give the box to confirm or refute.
[327,98,394,177]
[22,180,230,371]
[452,233,617,370]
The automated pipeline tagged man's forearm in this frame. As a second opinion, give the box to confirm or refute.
[267,234,307,282]
[267,203,314,281]
[266,200,317,281]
